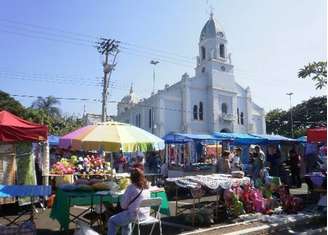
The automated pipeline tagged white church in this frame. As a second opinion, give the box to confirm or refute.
[116,13,266,137]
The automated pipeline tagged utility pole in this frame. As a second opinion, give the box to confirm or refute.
[286,92,294,138]
[96,38,119,122]
[150,60,159,95]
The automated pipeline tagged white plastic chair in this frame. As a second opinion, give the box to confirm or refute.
[131,197,162,235]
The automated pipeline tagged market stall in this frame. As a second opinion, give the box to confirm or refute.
[163,133,221,177]
[0,111,50,230]
[50,184,170,231]
[0,110,48,194]
[304,128,327,206]
[49,121,169,230]
[166,174,251,226]
[307,128,327,144]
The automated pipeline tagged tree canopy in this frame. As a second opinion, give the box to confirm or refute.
[266,96,327,138]
[0,90,84,136]
[31,96,61,117]
[298,61,327,89]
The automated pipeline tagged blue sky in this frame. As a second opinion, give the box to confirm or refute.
[0,0,326,117]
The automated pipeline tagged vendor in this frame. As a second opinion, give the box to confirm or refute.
[217,150,231,174]
[231,147,242,171]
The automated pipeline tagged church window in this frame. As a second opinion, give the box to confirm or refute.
[199,102,203,120]
[124,107,128,112]
[240,112,244,125]
[219,44,225,58]
[148,109,152,129]
[221,103,227,114]
[193,105,198,120]
[136,113,141,127]
[201,67,205,73]
[201,46,206,60]
[237,108,240,124]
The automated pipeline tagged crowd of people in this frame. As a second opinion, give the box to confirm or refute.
[216,143,326,188]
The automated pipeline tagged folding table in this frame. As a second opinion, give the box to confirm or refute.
[0,185,51,226]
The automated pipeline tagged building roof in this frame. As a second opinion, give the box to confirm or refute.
[120,84,139,104]
[200,13,225,41]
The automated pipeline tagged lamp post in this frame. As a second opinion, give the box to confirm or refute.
[150,60,159,95]
[286,92,294,138]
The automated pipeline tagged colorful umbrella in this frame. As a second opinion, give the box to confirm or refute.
[59,121,164,152]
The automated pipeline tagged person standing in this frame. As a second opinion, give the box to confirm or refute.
[266,145,281,177]
[107,168,150,235]
[217,150,231,174]
[252,146,265,180]
[231,147,242,171]
[289,148,301,188]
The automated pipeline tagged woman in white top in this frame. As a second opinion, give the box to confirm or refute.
[108,168,150,235]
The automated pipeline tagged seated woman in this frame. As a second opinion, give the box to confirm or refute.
[108,168,150,235]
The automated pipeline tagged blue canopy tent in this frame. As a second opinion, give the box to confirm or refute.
[48,135,60,146]
[249,134,299,144]
[163,132,219,144]
[296,136,307,143]
[212,132,266,145]
[163,133,220,175]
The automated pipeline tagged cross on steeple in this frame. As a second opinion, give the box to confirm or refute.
[209,5,214,18]
[129,83,134,94]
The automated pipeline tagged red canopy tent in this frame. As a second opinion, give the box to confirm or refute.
[307,127,327,143]
[0,111,48,142]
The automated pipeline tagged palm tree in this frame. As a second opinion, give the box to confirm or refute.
[31,96,61,117]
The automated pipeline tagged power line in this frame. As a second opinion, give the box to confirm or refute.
[11,94,101,102]
[0,18,194,62]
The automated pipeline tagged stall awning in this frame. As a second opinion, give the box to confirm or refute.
[48,135,60,146]
[0,111,48,142]
[250,134,298,144]
[212,132,266,145]
[307,128,327,143]
[163,132,219,144]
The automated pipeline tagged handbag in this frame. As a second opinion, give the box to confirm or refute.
[107,189,144,216]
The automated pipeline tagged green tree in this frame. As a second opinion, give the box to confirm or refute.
[265,109,289,136]
[298,61,327,89]
[31,96,61,117]
[266,96,327,138]
[0,91,25,115]
[0,91,84,135]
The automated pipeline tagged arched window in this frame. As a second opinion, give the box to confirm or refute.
[237,108,240,124]
[221,103,227,114]
[148,109,152,129]
[201,46,206,60]
[240,112,244,125]
[193,105,198,120]
[199,102,203,120]
[219,44,225,58]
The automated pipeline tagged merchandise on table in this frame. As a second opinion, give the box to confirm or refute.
[50,154,112,175]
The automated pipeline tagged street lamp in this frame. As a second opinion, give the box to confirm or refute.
[150,60,160,95]
[286,92,294,138]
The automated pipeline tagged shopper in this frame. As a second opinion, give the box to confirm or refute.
[289,148,301,188]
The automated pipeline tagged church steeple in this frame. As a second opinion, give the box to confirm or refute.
[196,12,229,74]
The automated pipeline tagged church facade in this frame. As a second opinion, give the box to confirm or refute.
[116,14,266,137]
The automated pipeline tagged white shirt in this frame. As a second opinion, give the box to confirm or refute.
[121,184,150,219]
